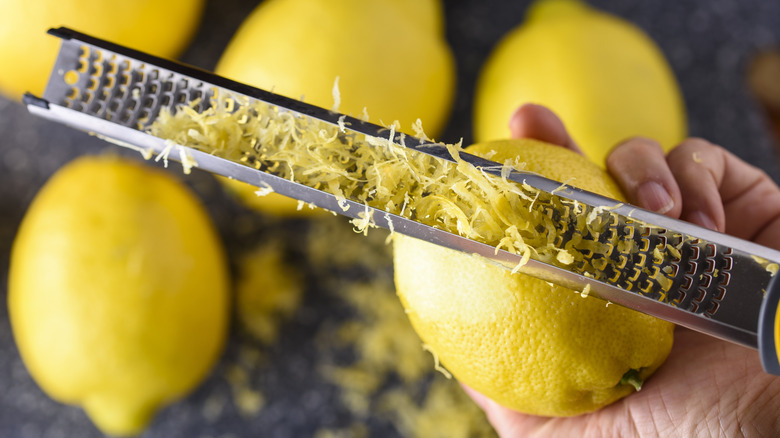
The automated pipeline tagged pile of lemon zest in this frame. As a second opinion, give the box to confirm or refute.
[147,90,648,276]
[422,344,452,379]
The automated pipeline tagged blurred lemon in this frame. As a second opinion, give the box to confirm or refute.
[474,0,686,166]
[0,0,204,100]
[394,139,674,416]
[215,0,455,216]
[8,155,229,435]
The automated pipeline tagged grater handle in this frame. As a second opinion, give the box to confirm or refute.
[759,274,780,374]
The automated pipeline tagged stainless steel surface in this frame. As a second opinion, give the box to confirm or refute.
[27,27,780,350]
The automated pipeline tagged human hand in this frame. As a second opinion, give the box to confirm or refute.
[463,104,780,437]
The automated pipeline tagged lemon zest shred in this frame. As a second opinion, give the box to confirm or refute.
[331,76,341,112]
[254,182,274,197]
[155,139,175,168]
[422,344,452,379]
[178,146,197,174]
[580,284,591,298]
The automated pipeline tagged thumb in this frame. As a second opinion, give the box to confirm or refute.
[509,104,582,154]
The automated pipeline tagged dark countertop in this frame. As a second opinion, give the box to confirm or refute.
[2,0,779,437]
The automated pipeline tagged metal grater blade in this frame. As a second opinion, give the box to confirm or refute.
[25,27,780,350]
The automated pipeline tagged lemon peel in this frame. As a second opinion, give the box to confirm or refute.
[8,155,228,435]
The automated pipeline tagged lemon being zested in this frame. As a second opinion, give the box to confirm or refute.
[8,155,229,435]
[394,139,674,417]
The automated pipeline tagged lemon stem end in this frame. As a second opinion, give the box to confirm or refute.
[620,369,643,392]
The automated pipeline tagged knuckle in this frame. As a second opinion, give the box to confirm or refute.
[607,136,664,170]
[667,137,725,172]
[671,137,721,156]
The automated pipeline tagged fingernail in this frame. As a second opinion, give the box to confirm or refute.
[636,181,674,214]
[689,211,718,230]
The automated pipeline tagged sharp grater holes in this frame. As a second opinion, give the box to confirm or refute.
[88,100,103,115]
[142,96,155,109]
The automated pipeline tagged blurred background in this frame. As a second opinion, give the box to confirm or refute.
[1,0,780,437]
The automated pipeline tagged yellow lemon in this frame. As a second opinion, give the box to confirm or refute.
[0,0,204,100]
[394,139,674,417]
[215,0,455,216]
[474,0,686,166]
[8,155,229,435]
